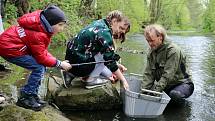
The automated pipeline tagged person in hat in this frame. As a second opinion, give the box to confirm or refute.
[141,24,194,102]
[0,5,72,111]
[62,10,130,89]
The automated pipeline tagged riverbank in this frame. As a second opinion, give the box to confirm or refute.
[167,30,215,36]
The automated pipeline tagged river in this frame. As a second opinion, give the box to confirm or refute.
[63,34,215,121]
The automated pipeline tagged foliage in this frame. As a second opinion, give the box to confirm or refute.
[2,22,11,30]
[96,0,149,33]
[28,0,83,43]
[157,0,192,30]
[202,0,215,32]
[29,0,50,10]
[187,0,204,30]
[4,4,17,21]
[1,0,210,39]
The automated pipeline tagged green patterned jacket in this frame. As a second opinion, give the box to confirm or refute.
[66,19,119,72]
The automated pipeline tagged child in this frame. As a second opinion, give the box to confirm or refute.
[0,5,71,111]
[62,10,130,90]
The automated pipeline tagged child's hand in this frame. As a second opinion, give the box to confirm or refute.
[60,60,72,71]
[110,74,119,84]
[118,64,127,73]
[122,80,129,90]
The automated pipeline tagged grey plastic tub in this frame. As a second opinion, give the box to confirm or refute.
[122,73,171,118]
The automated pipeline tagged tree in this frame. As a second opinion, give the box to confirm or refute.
[15,0,30,17]
[202,0,215,32]
[78,0,94,18]
[149,0,161,23]
[0,0,7,18]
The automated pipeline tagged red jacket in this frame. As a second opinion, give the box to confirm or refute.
[0,10,57,67]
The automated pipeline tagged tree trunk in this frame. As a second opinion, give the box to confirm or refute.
[0,0,7,18]
[79,0,94,17]
[149,0,161,23]
[15,0,30,17]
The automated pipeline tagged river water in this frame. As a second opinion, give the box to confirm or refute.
[63,34,215,121]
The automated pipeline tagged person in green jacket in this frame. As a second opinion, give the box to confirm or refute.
[62,10,130,89]
[141,24,194,102]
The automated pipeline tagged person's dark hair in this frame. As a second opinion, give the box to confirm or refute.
[42,5,66,26]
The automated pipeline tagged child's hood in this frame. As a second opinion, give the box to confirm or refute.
[17,10,46,33]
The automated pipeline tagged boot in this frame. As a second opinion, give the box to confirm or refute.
[169,90,185,104]
[32,94,47,106]
[16,93,45,111]
[85,77,108,89]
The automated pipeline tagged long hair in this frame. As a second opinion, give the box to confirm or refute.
[106,10,130,47]
[120,16,130,43]
[106,10,123,23]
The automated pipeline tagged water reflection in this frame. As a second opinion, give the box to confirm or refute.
[64,110,121,121]
[118,34,149,74]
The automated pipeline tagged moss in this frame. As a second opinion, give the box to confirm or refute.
[0,105,71,121]
[0,105,48,121]
[54,81,122,110]
[0,60,26,85]
[0,84,12,95]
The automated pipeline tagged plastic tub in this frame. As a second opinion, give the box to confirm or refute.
[122,73,171,118]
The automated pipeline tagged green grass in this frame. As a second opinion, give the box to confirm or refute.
[0,60,26,85]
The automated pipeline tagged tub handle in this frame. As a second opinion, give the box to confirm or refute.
[141,89,162,95]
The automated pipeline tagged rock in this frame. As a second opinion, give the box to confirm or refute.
[47,76,122,110]
[0,84,70,121]
[0,64,12,72]
[0,84,18,108]
[0,96,5,104]
[0,105,71,121]
[0,64,6,71]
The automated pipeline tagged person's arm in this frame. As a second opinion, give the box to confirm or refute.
[96,30,119,72]
[96,30,129,89]
[117,63,127,73]
[28,34,57,67]
[113,69,129,90]
[28,33,71,70]
[59,60,72,71]
[141,54,154,90]
[103,47,129,89]
[153,47,180,92]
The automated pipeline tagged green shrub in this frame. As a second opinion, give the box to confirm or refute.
[4,4,17,20]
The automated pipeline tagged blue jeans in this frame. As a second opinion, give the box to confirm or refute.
[4,55,46,95]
